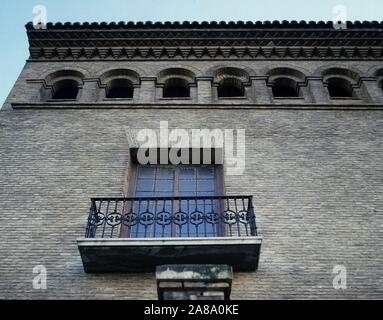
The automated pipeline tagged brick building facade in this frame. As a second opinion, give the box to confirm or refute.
[0,21,382,299]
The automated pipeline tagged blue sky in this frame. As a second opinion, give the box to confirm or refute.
[0,0,382,106]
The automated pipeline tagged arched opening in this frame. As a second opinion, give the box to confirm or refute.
[163,78,190,98]
[272,78,299,97]
[106,79,134,99]
[327,77,353,98]
[217,78,244,98]
[52,79,79,100]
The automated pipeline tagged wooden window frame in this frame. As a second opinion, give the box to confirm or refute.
[121,162,225,238]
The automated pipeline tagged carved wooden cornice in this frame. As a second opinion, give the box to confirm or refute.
[26,21,383,60]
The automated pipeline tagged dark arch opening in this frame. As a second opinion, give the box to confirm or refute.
[106,79,134,98]
[217,78,244,98]
[327,77,353,98]
[52,79,79,100]
[272,78,299,97]
[163,78,190,98]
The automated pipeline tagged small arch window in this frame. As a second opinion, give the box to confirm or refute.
[163,78,190,98]
[106,79,134,99]
[217,78,244,98]
[272,78,299,98]
[327,77,354,98]
[52,79,79,100]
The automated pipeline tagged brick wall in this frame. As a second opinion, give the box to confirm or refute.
[0,59,382,299]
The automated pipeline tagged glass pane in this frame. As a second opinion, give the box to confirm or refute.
[180,167,196,180]
[131,165,220,239]
[155,192,174,198]
[204,203,214,212]
[138,167,155,179]
[198,179,215,192]
[179,180,196,192]
[178,192,197,197]
[157,167,174,179]
[135,192,155,198]
[135,199,155,210]
[137,180,154,192]
[156,203,173,212]
[178,199,190,211]
[198,167,215,179]
[155,180,173,192]
[153,224,172,238]
[197,192,215,197]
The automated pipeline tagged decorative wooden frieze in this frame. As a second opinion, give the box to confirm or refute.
[26,20,383,61]
[28,46,383,60]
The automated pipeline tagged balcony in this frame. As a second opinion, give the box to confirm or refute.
[77,196,262,273]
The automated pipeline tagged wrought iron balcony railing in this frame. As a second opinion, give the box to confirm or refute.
[85,196,258,239]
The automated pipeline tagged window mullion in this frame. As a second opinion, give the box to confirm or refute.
[173,166,180,237]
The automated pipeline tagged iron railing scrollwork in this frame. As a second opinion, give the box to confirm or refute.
[85,196,258,239]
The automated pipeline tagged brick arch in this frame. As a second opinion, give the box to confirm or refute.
[155,63,203,77]
[45,70,85,85]
[205,65,254,82]
[39,67,88,83]
[367,66,383,78]
[99,68,141,85]
[321,68,360,82]
[314,65,362,82]
[259,64,310,78]
[213,67,250,84]
[156,67,196,84]
[267,67,306,81]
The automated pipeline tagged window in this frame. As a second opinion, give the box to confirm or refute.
[322,68,360,99]
[134,165,217,198]
[272,78,299,97]
[217,78,244,98]
[214,67,249,99]
[52,79,79,100]
[106,78,134,99]
[327,77,354,98]
[126,165,223,238]
[163,78,190,98]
